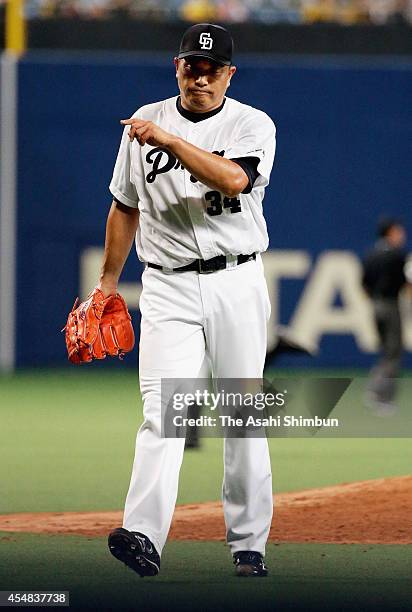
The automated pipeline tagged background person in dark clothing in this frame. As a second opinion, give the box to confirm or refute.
[362,218,410,411]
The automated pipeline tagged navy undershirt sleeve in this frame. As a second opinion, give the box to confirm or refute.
[230,157,260,194]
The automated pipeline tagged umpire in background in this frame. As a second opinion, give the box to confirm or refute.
[362,217,411,410]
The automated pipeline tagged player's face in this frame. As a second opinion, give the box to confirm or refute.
[388,224,406,248]
[174,57,236,113]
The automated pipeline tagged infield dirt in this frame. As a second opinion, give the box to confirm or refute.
[1,476,410,544]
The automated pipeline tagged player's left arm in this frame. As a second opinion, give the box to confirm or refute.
[120,118,249,198]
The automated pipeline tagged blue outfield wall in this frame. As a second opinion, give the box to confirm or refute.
[15,53,412,368]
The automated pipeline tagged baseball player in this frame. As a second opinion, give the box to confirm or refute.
[99,23,276,577]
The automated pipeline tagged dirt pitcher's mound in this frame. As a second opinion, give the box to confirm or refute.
[0,476,411,544]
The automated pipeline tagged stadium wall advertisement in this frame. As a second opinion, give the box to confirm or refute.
[1,53,411,368]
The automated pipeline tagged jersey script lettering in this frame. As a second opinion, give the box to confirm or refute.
[145,147,225,184]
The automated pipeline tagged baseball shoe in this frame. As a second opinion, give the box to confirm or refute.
[108,528,160,577]
[233,551,268,577]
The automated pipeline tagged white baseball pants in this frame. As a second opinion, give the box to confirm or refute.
[122,255,273,556]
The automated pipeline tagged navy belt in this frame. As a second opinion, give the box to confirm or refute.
[147,253,256,274]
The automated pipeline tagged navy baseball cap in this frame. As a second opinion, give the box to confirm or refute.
[178,23,234,66]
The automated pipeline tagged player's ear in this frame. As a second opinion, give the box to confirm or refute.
[227,65,236,87]
[174,57,179,76]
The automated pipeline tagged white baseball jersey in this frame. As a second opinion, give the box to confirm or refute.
[109,95,276,268]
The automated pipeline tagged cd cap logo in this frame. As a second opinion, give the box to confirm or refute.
[199,32,213,50]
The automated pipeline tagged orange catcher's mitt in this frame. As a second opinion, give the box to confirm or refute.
[64,287,135,364]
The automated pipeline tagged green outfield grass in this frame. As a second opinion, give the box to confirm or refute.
[1,535,411,612]
[0,369,411,513]
[1,369,411,612]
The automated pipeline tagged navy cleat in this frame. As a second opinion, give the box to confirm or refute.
[233,551,268,577]
[108,528,160,577]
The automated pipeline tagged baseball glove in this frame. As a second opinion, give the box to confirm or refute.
[64,287,135,364]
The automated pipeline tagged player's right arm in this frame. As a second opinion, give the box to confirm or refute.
[99,121,140,298]
[98,200,139,298]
